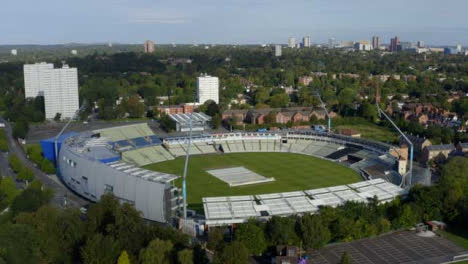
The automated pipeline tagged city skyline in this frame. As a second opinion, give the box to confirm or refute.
[2,0,468,46]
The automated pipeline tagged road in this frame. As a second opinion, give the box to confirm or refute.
[0,117,88,209]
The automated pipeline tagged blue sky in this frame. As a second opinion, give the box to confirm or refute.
[2,0,468,45]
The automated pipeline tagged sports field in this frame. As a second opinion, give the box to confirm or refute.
[144,152,361,210]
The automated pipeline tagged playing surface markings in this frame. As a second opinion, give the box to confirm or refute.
[206,167,275,187]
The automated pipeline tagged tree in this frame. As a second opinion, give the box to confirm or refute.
[298,87,320,107]
[205,100,220,117]
[8,154,23,173]
[193,244,209,264]
[12,119,29,139]
[117,251,131,264]
[159,114,176,132]
[298,214,331,249]
[211,114,222,129]
[264,111,277,124]
[0,177,20,205]
[214,241,248,264]
[254,88,269,105]
[0,130,8,152]
[207,228,224,251]
[266,216,299,245]
[111,203,147,256]
[15,206,85,263]
[234,220,267,255]
[53,113,62,121]
[0,224,41,264]
[268,93,290,108]
[392,204,420,228]
[340,252,351,264]
[40,158,56,174]
[17,167,34,182]
[81,234,120,264]
[177,249,193,264]
[376,218,391,234]
[124,96,146,118]
[358,102,378,122]
[10,187,53,216]
[139,239,173,264]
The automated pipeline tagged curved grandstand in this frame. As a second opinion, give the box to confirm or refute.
[48,123,408,225]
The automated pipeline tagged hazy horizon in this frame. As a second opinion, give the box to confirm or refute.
[2,0,468,46]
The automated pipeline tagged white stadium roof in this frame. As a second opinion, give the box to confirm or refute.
[203,179,408,226]
[107,161,179,184]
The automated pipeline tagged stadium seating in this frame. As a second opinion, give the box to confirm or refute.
[95,123,154,141]
[122,145,174,166]
[194,142,217,154]
[168,143,187,156]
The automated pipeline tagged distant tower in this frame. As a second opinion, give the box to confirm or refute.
[372,36,380,50]
[288,37,296,48]
[144,40,155,53]
[328,38,335,49]
[417,41,425,48]
[274,45,282,57]
[390,36,400,52]
[23,63,79,119]
[11,49,17,56]
[197,74,219,104]
[303,36,311,48]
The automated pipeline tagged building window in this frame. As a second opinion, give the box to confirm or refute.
[104,184,113,194]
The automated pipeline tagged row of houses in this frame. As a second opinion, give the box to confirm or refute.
[298,72,417,86]
[387,102,462,128]
[398,134,468,163]
[222,107,337,126]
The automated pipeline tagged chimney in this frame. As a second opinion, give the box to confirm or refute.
[375,83,381,104]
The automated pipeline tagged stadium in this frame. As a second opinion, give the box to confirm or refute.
[41,123,408,226]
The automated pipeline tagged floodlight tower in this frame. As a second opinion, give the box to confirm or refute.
[54,102,87,165]
[182,109,196,220]
[313,92,331,131]
[182,118,193,220]
[374,85,413,187]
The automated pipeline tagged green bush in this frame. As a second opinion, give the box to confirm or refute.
[26,145,43,164]
[0,140,7,152]
[0,129,8,152]
[8,155,23,173]
[27,145,56,174]
[17,167,34,182]
[40,159,56,174]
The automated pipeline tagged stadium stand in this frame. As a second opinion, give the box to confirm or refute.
[326,147,360,160]
[203,179,407,226]
[95,123,154,141]
[193,142,217,154]
[122,145,175,166]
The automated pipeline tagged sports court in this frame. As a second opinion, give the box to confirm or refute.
[206,167,275,187]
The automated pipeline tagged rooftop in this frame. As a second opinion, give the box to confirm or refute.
[203,178,407,226]
[169,112,212,125]
[426,144,455,151]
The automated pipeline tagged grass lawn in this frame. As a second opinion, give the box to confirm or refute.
[335,124,398,143]
[144,152,361,211]
[438,228,468,250]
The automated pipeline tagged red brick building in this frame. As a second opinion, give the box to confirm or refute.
[222,107,336,126]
